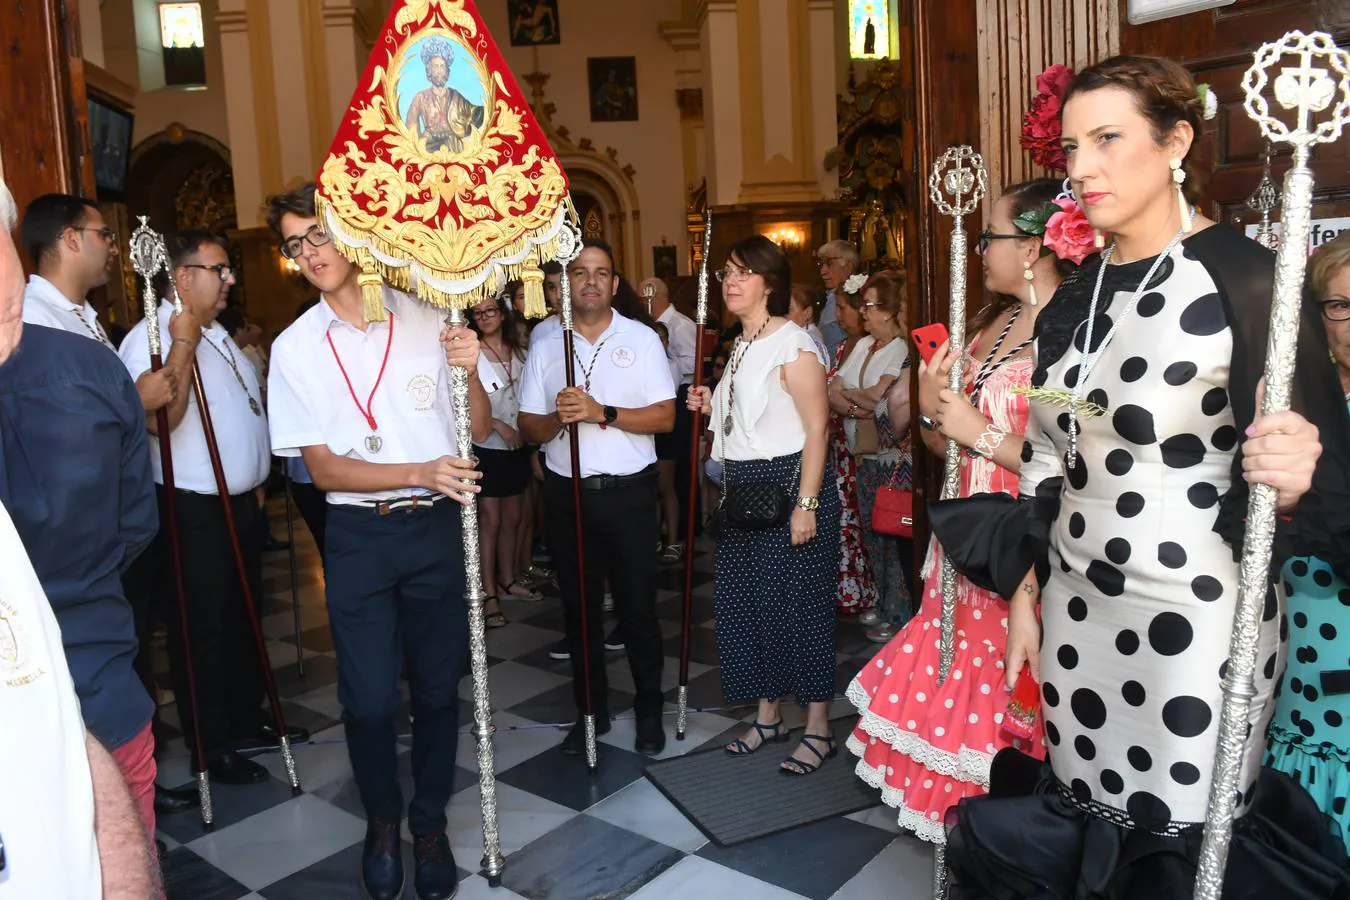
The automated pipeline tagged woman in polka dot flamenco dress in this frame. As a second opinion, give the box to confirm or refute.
[932,57,1350,897]
[1264,234,1350,842]
[847,178,1077,842]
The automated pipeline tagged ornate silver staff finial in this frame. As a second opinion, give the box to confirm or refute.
[555,218,583,333]
[694,207,712,327]
[1195,30,1350,900]
[129,216,169,356]
[927,146,987,691]
[1246,142,1281,250]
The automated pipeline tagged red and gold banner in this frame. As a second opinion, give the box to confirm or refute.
[317,0,569,320]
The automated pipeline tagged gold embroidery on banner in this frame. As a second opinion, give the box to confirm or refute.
[318,0,568,312]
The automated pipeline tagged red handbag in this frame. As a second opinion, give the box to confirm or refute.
[871,483,913,538]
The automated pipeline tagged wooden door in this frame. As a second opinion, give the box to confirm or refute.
[0,0,96,262]
[1119,1,1350,241]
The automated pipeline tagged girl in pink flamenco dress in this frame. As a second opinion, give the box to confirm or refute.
[844,174,1084,842]
[847,355,1044,841]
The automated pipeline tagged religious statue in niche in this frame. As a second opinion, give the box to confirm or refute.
[509,0,560,46]
[848,0,890,60]
[825,59,909,267]
[399,35,488,155]
[588,57,639,122]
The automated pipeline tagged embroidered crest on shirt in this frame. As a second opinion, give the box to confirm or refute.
[0,599,43,687]
[611,346,635,368]
[407,373,436,410]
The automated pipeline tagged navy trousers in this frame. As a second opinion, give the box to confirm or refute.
[325,500,468,835]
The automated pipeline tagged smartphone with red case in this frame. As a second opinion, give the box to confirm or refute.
[911,322,950,365]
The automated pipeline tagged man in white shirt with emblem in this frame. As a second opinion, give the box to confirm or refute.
[265,183,490,900]
[120,230,298,788]
[19,193,176,411]
[519,239,676,757]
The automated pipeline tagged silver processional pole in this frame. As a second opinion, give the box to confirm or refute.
[1194,30,1350,900]
[928,146,988,689]
[447,300,508,885]
[926,145,987,900]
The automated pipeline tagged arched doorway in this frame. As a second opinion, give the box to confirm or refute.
[562,159,642,280]
[127,125,236,232]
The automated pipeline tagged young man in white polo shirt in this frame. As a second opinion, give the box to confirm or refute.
[518,238,676,756]
[264,184,490,900]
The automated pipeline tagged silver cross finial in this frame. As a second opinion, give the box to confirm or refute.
[928,146,988,219]
[1243,30,1350,151]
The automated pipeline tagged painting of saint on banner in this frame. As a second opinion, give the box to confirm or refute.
[397,34,488,155]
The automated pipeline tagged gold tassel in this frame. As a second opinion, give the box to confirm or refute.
[357,249,387,322]
[520,252,546,320]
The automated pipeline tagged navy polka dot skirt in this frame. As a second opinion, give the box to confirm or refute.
[715,451,840,705]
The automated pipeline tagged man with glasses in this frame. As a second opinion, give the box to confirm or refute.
[815,239,860,358]
[120,230,298,790]
[19,194,177,411]
[518,238,676,757]
[265,183,490,900]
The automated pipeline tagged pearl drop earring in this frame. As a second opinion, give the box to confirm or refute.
[1024,261,1037,307]
[1171,158,1192,233]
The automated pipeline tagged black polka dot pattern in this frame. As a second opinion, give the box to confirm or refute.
[1019,243,1279,830]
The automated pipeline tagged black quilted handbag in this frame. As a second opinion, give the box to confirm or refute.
[708,456,801,539]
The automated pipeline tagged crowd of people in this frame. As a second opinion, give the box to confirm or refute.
[0,48,1348,900]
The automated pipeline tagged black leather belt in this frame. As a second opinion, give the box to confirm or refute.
[552,464,656,491]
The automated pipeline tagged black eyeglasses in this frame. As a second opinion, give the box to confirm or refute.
[181,263,234,282]
[281,225,333,259]
[1320,297,1350,322]
[977,231,1023,254]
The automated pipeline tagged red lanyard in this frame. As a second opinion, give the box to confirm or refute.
[326,312,396,432]
[483,341,513,388]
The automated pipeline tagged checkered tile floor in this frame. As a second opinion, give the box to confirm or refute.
[151,498,936,899]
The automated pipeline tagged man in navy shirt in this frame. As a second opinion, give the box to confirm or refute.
[0,322,162,849]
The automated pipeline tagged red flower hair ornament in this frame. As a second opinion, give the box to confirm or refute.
[1020,64,1074,172]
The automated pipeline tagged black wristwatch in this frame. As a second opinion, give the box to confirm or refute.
[602,405,619,426]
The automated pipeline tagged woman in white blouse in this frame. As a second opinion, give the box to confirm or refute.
[470,290,539,627]
[688,235,840,775]
[828,271,912,639]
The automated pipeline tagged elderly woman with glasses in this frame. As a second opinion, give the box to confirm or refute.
[828,271,913,640]
[1264,231,1350,838]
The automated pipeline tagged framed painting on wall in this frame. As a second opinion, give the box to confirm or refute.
[508,0,560,46]
[588,57,639,122]
[652,241,677,278]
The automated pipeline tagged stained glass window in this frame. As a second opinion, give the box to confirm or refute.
[159,3,204,49]
[848,0,890,60]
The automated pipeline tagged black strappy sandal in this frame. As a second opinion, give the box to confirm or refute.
[724,719,790,756]
[779,733,838,776]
